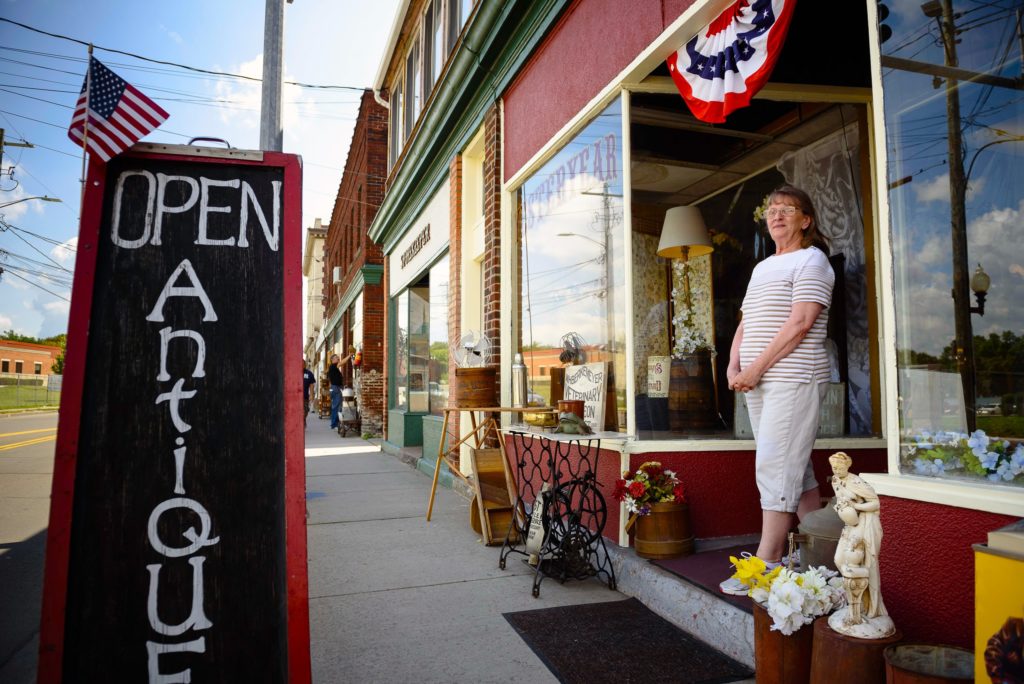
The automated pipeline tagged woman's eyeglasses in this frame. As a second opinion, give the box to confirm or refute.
[766,206,801,219]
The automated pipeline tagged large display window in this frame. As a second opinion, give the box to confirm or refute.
[392,253,449,415]
[881,0,1024,488]
[628,89,878,442]
[517,98,627,431]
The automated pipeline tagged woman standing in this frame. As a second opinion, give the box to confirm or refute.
[720,185,835,595]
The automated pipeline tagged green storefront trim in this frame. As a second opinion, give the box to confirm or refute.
[368,0,568,253]
[339,264,384,313]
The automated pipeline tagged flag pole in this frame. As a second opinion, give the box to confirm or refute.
[78,44,92,205]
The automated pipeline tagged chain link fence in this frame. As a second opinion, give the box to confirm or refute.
[0,373,62,410]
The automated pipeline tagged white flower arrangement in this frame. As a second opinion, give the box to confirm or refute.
[729,555,846,635]
[902,428,1024,484]
[670,259,713,357]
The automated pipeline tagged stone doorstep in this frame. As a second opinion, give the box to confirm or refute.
[606,544,755,669]
[378,441,756,669]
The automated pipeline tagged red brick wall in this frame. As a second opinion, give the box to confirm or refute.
[503,0,698,180]
[0,340,62,376]
[483,104,502,392]
[321,88,389,435]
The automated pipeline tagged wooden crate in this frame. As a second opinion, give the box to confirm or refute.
[469,447,518,545]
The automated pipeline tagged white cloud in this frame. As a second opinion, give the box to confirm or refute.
[0,313,11,330]
[912,173,985,204]
[160,24,184,45]
[50,237,78,268]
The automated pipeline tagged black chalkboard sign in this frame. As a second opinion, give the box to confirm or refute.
[40,146,309,683]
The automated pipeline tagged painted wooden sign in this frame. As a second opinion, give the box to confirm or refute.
[39,145,309,683]
[562,362,608,432]
[647,356,670,399]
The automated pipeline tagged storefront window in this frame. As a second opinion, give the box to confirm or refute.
[408,283,430,413]
[394,292,409,409]
[518,98,626,431]
[429,256,450,414]
[881,1,1024,487]
[628,88,874,442]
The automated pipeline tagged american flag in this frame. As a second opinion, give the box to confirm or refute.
[68,57,169,162]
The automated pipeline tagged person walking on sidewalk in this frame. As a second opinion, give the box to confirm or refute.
[719,185,835,595]
[328,354,344,430]
[303,359,317,427]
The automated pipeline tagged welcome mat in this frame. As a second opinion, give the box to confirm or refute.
[503,598,752,684]
[652,544,753,613]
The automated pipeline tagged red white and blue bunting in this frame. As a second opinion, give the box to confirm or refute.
[666,0,796,124]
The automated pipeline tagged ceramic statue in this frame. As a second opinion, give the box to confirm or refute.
[827,451,897,639]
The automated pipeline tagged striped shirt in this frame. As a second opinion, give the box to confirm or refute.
[740,247,834,383]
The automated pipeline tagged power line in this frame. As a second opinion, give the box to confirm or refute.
[0,266,69,301]
[0,17,370,91]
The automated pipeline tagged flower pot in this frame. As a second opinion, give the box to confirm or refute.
[668,353,718,430]
[633,501,693,559]
[753,601,814,684]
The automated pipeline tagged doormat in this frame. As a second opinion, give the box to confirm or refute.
[503,598,752,684]
[652,544,753,613]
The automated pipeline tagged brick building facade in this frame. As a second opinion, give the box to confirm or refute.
[0,339,62,377]
[321,89,388,436]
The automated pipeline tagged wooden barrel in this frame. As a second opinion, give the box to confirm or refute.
[883,644,973,683]
[668,353,718,430]
[633,501,693,559]
[452,366,497,408]
[809,616,902,684]
[754,601,814,684]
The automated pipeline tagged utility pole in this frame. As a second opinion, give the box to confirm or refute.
[260,0,288,151]
[929,0,976,431]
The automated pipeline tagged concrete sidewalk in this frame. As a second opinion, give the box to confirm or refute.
[304,421,625,682]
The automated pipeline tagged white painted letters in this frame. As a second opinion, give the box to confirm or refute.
[146,260,219,323]
[146,637,207,684]
[155,378,197,433]
[146,556,213,636]
[237,179,280,251]
[197,177,240,246]
[153,174,200,246]
[147,497,220,558]
[157,327,207,382]
[111,170,157,248]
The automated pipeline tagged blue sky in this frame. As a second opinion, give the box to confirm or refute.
[882,0,1024,355]
[0,0,399,338]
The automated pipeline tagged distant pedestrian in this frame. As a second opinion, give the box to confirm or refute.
[328,354,344,430]
[303,359,316,427]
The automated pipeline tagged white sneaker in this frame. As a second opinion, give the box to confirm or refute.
[719,576,749,596]
[782,549,801,568]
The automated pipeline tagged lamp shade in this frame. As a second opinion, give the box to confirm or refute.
[657,205,714,259]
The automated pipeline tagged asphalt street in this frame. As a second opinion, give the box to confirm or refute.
[0,410,56,683]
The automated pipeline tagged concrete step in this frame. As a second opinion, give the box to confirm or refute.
[606,543,756,668]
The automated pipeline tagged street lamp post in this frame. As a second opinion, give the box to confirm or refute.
[0,196,62,210]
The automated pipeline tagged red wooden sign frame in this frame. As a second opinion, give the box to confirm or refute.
[37,146,310,682]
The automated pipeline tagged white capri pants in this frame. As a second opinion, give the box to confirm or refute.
[745,380,827,513]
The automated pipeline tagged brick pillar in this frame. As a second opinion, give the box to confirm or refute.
[483,103,502,395]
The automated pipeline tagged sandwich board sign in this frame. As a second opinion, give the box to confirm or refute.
[38,144,309,683]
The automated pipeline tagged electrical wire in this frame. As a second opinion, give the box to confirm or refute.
[0,18,371,91]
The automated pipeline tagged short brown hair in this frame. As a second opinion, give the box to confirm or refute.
[768,185,829,254]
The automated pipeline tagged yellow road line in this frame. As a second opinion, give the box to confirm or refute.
[0,427,58,438]
[0,435,56,451]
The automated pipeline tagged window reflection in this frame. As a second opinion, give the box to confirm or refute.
[518,99,626,431]
[882,0,1024,486]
